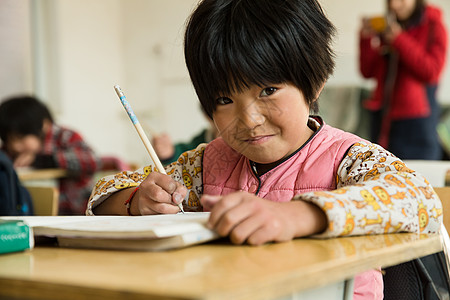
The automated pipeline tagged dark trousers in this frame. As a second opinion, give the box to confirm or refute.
[369,86,442,160]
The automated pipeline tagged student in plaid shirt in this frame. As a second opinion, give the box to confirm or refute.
[0,96,100,215]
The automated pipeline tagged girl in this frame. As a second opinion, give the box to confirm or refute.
[359,0,448,159]
[88,0,442,298]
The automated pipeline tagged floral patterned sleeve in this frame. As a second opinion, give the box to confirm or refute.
[86,144,206,215]
[295,141,442,238]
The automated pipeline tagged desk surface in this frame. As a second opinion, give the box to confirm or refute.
[17,168,67,182]
[0,233,442,300]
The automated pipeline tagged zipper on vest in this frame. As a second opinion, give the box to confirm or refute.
[250,161,262,196]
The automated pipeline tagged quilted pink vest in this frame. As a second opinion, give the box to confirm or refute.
[202,123,382,300]
[203,123,363,198]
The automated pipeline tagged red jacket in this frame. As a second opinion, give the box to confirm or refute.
[359,5,447,120]
[40,124,100,215]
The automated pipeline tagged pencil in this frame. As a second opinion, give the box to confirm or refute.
[114,85,185,214]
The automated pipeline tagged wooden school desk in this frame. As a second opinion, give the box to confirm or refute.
[17,168,67,182]
[0,233,442,300]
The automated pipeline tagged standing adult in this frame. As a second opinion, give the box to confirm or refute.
[359,0,447,159]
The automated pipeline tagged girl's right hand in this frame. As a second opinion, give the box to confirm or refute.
[131,172,187,215]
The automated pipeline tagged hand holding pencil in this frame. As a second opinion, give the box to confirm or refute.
[114,85,185,214]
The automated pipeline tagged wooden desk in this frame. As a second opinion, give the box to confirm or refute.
[0,233,442,300]
[17,168,67,182]
[18,168,67,190]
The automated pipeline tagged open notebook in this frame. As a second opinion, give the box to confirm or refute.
[0,213,219,251]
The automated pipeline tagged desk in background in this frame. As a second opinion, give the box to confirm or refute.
[18,168,67,203]
[0,233,442,300]
[16,168,65,215]
[17,168,67,183]
[402,160,450,187]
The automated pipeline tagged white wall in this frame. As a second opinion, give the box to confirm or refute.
[3,0,450,166]
[31,0,203,166]
[0,0,33,99]
[120,0,206,164]
[32,0,133,161]
[322,0,383,87]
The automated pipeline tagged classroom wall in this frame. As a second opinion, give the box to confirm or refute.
[0,1,33,98]
[33,0,204,166]
[1,0,450,167]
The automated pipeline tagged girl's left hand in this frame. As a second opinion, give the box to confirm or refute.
[201,191,315,245]
[201,192,295,245]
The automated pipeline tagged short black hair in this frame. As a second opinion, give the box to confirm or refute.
[0,96,53,143]
[184,0,336,118]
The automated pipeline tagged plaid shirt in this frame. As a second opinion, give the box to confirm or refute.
[38,124,100,215]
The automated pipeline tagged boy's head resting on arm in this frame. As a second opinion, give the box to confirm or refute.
[184,0,336,119]
[0,96,53,166]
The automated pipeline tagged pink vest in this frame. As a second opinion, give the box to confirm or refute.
[203,124,362,197]
[202,123,383,300]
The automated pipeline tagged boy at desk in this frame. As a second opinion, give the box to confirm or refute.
[88,0,442,298]
[0,96,100,215]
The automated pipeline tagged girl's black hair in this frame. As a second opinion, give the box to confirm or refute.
[184,0,336,118]
[0,96,53,143]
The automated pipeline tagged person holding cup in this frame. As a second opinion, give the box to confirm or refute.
[359,0,447,160]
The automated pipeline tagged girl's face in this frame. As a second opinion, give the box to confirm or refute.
[212,83,314,165]
[389,0,417,21]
